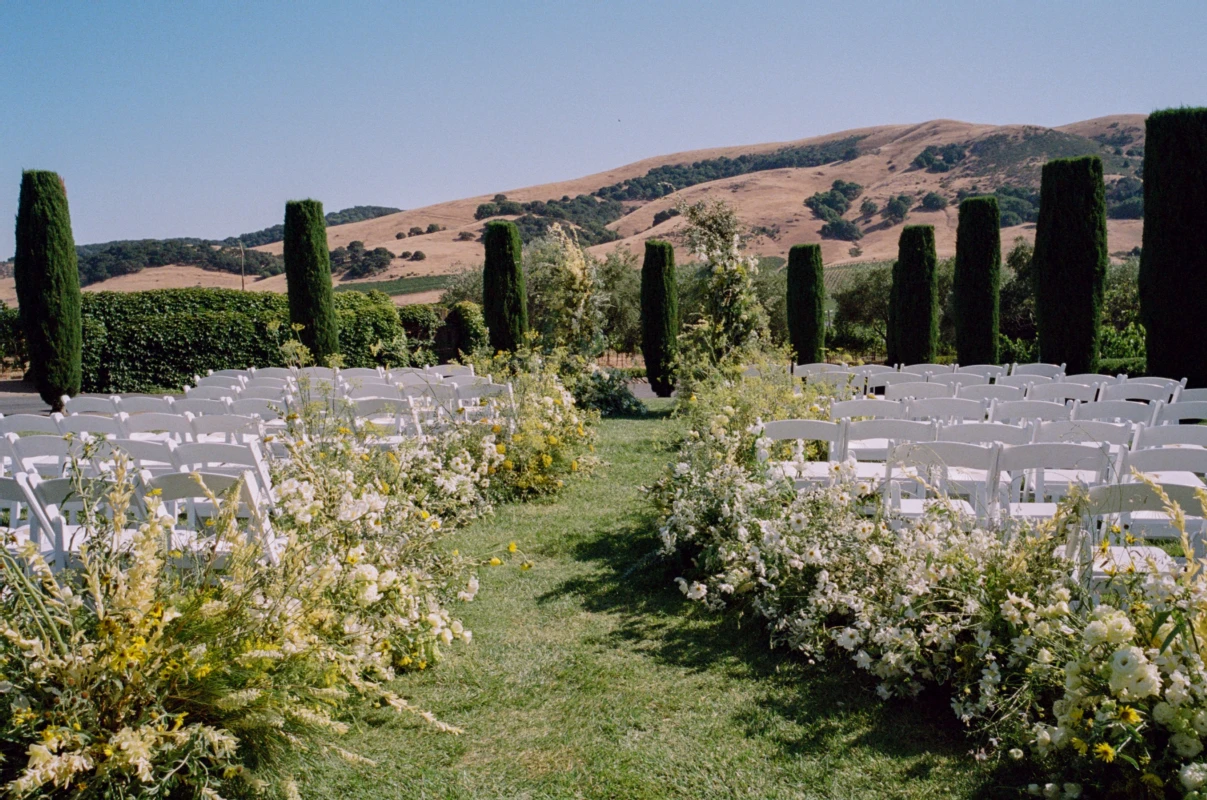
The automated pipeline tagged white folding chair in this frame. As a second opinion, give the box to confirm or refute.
[0,475,39,560]
[885,382,953,401]
[57,414,125,439]
[1176,388,1207,404]
[808,370,858,396]
[230,398,285,422]
[872,371,925,387]
[345,384,403,401]
[339,367,385,380]
[937,421,1034,445]
[1133,424,1207,451]
[250,367,294,380]
[900,363,953,377]
[173,441,275,505]
[988,399,1072,424]
[239,386,292,401]
[206,369,251,379]
[242,377,292,391]
[355,398,424,441]
[193,375,245,390]
[1072,400,1158,426]
[883,441,994,520]
[927,373,987,392]
[7,434,78,477]
[1067,482,1193,579]
[845,419,937,470]
[180,387,236,403]
[850,364,896,378]
[1026,382,1100,403]
[1032,420,1132,482]
[456,383,515,419]
[114,396,176,415]
[792,363,829,378]
[174,398,233,417]
[759,419,849,488]
[958,383,1024,403]
[1099,381,1176,404]
[393,371,441,387]
[829,398,903,421]
[1064,373,1122,388]
[429,363,474,378]
[996,443,1113,521]
[902,397,986,423]
[0,414,65,436]
[190,415,263,445]
[16,472,130,571]
[123,413,195,443]
[955,365,1007,381]
[1153,401,1207,426]
[1122,447,1207,491]
[1011,362,1066,378]
[996,374,1054,390]
[98,438,180,477]
[62,396,119,416]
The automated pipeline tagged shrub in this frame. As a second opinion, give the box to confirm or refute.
[396,231,405,239]
[13,170,82,409]
[456,230,477,241]
[482,220,528,352]
[411,251,427,261]
[881,194,913,224]
[409,226,425,236]
[596,247,642,354]
[397,303,442,343]
[912,143,966,172]
[1097,355,1146,376]
[921,191,948,211]
[0,303,28,373]
[567,367,646,417]
[1032,156,1108,374]
[283,199,339,361]
[1140,107,1207,386]
[426,223,442,233]
[819,218,863,241]
[786,244,825,364]
[953,196,1001,365]
[440,301,488,361]
[888,225,938,364]
[641,240,679,397]
[652,207,680,227]
[859,198,878,216]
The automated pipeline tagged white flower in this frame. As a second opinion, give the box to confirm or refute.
[836,628,861,650]
[1181,763,1207,791]
[675,578,707,601]
[1172,732,1205,759]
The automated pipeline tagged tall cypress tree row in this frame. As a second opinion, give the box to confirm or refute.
[953,196,1001,366]
[786,244,825,365]
[640,240,679,397]
[1032,156,1107,375]
[890,225,938,365]
[283,199,339,361]
[482,220,528,353]
[13,170,82,410]
[1140,107,1207,386]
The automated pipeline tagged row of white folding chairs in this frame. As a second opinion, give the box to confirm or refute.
[205,363,473,381]
[1,466,280,572]
[830,396,1206,427]
[60,394,287,418]
[796,361,1072,379]
[807,368,1186,402]
[0,412,267,451]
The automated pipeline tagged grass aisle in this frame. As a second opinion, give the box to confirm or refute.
[304,408,994,799]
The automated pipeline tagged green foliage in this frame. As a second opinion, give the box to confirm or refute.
[1098,356,1146,376]
[1140,107,1207,386]
[820,219,863,241]
[786,244,825,364]
[921,192,948,211]
[1106,176,1144,219]
[223,205,400,248]
[860,198,878,216]
[439,301,488,361]
[566,368,646,417]
[999,237,1037,342]
[334,273,452,296]
[805,180,863,221]
[482,221,528,352]
[411,251,427,261]
[332,240,395,279]
[0,304,27,372]
[1033,156,1108,374]
[14,170,82,408]
[283,199,340,361]
[912,143,967,172]
[426,223,443,233]
[832,263,892,356]
[595,247,642,354]
[651,208,680,227]
[75,238,284,285]
[475,195,624,246]
[396,303,442,343]
[888,226,938,365]
[456,230,477,241]
[641,240,679,397]
[881,194,913,225]
[953,197,1001,365]
[409,226,425,236]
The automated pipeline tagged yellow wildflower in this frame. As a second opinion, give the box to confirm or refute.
[520,561,532,571]
[489,557,502,566]
[541,454,553,468]
[570,460,578,472]
[508,541,517,553]
[1094,742,1116,762]
[502,459,514,470]
[496,443,507,455]
[1119,706,1141,725]
[1071,737,1088,756]
[492,424,502,434]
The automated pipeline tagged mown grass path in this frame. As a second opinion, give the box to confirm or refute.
[304,408,996,799]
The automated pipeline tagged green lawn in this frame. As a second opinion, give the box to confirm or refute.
[300,406,1000,798]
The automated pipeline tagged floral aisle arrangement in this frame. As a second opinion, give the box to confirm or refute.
[653,367,1207,798]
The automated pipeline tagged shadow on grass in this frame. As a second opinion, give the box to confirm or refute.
[538,505,1005,789]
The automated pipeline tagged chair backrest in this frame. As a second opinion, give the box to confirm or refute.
[182,386,237,402]
[140,470,277,563]
[57,413,125,438]
[849,364,895,378]
[299,367,336,380]
[242,377,292,391]
[1011,362,1066,378]
[0,475,25,533]
[807,370,857,392]
[174,398,232,417]
[927,373,987,390]
[1131,376,1187,391]
[457,383,512,402]
[206,369,250,379]
[792,363,829,377]
[394,372,441,387]
[955,365,1007,380]
[846,419,937,455]
[996,374,1053,389]
[988,399,1071,424]
[885,382,953,401]
[761,419,847,459]
[346,384,402,400]
[1176,388,1207,404]
[444,374,486,387]
[1099,381,1175,403]
[1155,401,1207,426]
[1063,372,1122,387]
[16,472,115,568]
[230,398,283,421]
[1072,400,1158,425]
[0,414,65,436]
[1133,423,1207,450]
[886,441,999,495]
[8,434,77,476]
[339,367,384,380]
[239,386,291,401]
[903,397,986,422]
[191,415,263,444]
[102,438,180,474]
[937,421,1033,445]
[250,367,294,379]
[1026,382,1100,403]
[829,398,903,421]
[1033,420,1134,446]
[958,384,1024,403]
[63,396,118,416]
[123,413,195,442]
[194,375,245,390]
[870,371,924,388]
[355,398,422,436]
[901,363,953,377]
[1123,447,1207,480]
[429,363,474,378]
[402,382,457,403]
[997,443,1114,496]
[114,396,175,415]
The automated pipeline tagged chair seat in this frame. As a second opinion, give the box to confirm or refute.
[1141,470,1206,489]
[896,497,976,518]
[1006,502,1060,520]
[847,439,889,461]
[1093,545,1177,574]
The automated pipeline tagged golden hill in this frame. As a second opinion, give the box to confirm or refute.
[0,114,1147,306]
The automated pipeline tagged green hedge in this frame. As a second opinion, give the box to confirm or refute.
[1098,356,1146,377]
[439,301,488,361]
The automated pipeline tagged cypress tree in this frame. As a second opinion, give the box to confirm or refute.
[786,244,825,365]
[1032,156,1107,375]
[13,170,82,410]
[640,240,679,397]
[953,196,1001,365]
[283,199,339,361]
[890,225,939,365]
[1140,108,1207,386]
[482,220,528,352]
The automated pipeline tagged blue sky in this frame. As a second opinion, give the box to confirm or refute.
[2,0,1204,258]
